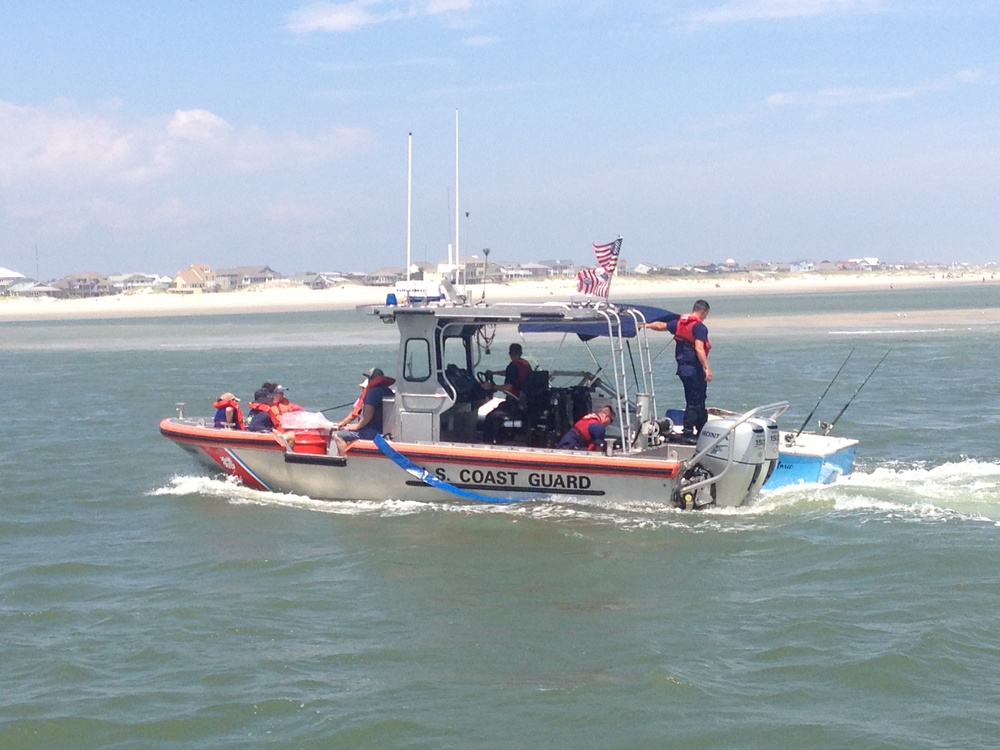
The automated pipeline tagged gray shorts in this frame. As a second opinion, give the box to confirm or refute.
[334,430,361,443]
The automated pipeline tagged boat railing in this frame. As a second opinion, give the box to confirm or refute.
[680,401,790,496]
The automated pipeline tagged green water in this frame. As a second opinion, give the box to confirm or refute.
[2,285,1000,748]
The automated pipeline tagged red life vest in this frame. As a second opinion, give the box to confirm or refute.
[674,314,711,354]
[212,398,245,430]
[571,413,604,451]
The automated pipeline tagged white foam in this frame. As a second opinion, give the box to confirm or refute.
[149,458,1000,528]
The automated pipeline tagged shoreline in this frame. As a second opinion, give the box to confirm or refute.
[1,271,997,324]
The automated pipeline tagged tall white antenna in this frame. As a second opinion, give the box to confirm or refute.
[406,132,412,281]
[454,108,460,270]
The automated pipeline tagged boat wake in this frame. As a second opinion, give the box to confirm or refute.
[763,457,1000,525]
[150,457,1000,530]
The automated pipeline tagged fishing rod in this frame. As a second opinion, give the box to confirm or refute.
[320,400,356,414]
[820,348,892,435]
[794,347,855,437]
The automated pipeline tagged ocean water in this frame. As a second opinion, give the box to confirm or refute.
[3,285,1000,749]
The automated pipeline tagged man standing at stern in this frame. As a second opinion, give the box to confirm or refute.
[644,300,711,442]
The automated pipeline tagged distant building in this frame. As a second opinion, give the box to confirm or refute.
[0,266,26,293]
[537,259,576,275]
[214,265,283,290]
[53,271,114,298]
[518,262,551,278]
[9,282,59,298]
[458,255,488,283]
[291,272,347,289]
[172,263,216,292]
[848,257,881,270]
[364,267,405,285]
[108,272,172,291]
[500,265,531,280]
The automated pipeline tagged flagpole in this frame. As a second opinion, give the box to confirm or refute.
[406,132,412,281]
[454,108,460,276]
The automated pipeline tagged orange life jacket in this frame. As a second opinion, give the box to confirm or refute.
[571,413,604,451]
[674,314,711,354]
[212,398,245,430]
[266,400,300,429]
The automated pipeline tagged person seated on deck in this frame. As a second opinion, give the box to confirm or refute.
[333,377,368,430]
[332,367,396,455]
[481,343,532,443]
[213,392,245,430]
[556,405,615,452]
[246,382,278,432]
[265,384,305,430]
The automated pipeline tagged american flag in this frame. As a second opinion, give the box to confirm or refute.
[576,267,611,298]
[593,236,622,274]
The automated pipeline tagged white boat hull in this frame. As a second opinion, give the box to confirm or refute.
[161,418,705,506]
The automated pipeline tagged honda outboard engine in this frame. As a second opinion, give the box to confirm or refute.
[748,416,780,494]
[693,417,767,507]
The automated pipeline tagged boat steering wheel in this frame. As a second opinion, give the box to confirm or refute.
[476,370,496,385]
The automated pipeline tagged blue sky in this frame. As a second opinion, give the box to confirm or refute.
[1,0,997,279]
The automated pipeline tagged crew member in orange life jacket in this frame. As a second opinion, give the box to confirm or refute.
[556,405,615,451]
[265,384,305,430]
[332,367,396,455]
[333,377,369,430]
[644,299,711,441]
[213,392,245,430]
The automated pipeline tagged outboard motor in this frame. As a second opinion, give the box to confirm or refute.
[748,416,780,494]
[693,418,766,507]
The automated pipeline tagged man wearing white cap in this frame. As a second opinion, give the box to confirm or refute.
[332,367,396,455]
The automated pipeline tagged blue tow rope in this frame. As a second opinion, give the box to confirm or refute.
[373,434,528,504]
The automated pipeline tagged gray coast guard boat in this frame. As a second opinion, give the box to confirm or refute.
[161,281,852,509]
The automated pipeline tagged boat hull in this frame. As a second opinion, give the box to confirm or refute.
[160,418,698,506]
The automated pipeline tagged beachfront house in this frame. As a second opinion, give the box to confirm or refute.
[291,272,348,289]
[8,282,60,298]
[172,264,216,293]
[1,266,26,294]
[108,273,172,292]
[214,265,283,290]
[364,267,405,286]
[537,259,576,276]
[53,272,115,298]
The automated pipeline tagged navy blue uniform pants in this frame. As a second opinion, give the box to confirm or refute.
[678,366,708,435]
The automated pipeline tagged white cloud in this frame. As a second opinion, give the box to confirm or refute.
[0,100,375,188]
[286,0,472,33]
[0,100,135,181]
[766,68,987,109]
[166,109,232,141]
[683,0,889,25]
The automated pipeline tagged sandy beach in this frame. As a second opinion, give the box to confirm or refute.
[2,271,999,329]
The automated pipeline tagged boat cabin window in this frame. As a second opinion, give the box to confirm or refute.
[403,337,432,382]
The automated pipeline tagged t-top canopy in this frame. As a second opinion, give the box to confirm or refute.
[517,303,679,341]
